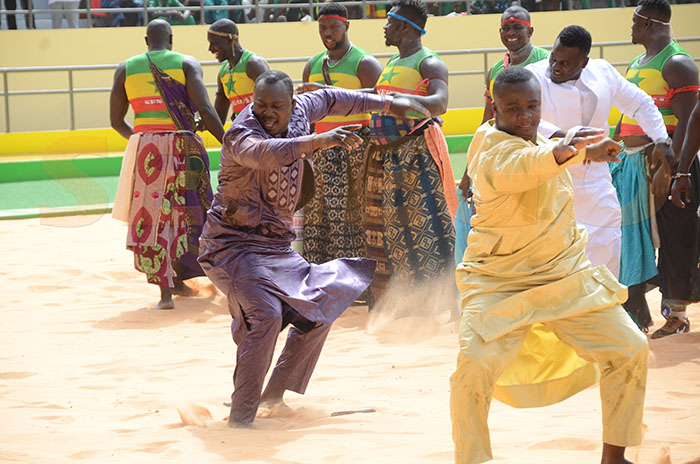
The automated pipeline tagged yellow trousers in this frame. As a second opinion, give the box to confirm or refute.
[450,304,649,464]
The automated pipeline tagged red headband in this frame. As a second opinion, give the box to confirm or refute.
[318,15,348,23]
[500,17,531,27]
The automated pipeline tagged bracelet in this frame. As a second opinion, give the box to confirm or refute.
[672,172,691,180]
[382,95,394,114]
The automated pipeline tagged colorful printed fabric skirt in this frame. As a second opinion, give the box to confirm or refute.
[303,142,367,264]
[609,144,658,287]
[364,135,456,304]
[126,131,212,287]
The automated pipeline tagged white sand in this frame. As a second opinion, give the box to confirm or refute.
[1,214,699,463]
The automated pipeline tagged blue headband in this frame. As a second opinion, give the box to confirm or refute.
[387,12,427,36]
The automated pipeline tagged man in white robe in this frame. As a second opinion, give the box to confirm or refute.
[527,25,672,278]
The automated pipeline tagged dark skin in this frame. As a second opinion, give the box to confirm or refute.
[110,20,224,309]
[380,6,449,116]
[208,31,269,123]
[495,79,626,464]
[493,79,621,165]
[301,16,383,91]
[296,7,446,119]
[619,5,699,200]
[548,39,676,196]
[461,7,534,199]
[236,78,427,413]
[671,93,700,208]
[481,7,535,124]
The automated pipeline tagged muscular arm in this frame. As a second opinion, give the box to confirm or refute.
[663,55,700,159]
[480,67,493,124]
[214,76,230,124]
[678,99,700,174]
[183,55,224,143]
[109,62,133,140]
[357,55,383,89]
[416,56,449,117]
[302,58,311,83]
[246,54,270,81]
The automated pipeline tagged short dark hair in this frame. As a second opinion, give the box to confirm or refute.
[254,70,294,98]
[501,5,531,23]
[492,67,538,97]
[557,25,592,56]
[637,0,671,22]
[318,2,348,18]
[391,0,428,28]
[209,18,239,36]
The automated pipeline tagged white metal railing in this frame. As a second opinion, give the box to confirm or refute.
[1,37,699,132]
[3,0,480,28]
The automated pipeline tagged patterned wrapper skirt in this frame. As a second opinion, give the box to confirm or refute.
[303,142,367,264]
[363,134,455,305]
[126,131,212,287]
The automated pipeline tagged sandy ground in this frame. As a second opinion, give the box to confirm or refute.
[2,213,699,464]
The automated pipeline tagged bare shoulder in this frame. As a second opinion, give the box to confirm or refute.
[663,54,699,86]
[182,54,202,71]
[420,55,448,80]
[246,54,270,79]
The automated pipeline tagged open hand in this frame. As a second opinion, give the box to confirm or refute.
[295,82,327,94]
[312,124,363,151]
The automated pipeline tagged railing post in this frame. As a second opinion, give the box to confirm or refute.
[28,0,35,28]
[361,0,367,18]
[86,0,93,28]
[483,50,489,83]
[143,2,149,25]
[3,71,10,133]
[68,69,75,131]
[599,44,604,60]
[199,0,204,24]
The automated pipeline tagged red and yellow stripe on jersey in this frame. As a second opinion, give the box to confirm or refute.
[375,47,437,97]
[308,45,372,133]
[620,41,691,136]
[124,49,185,133]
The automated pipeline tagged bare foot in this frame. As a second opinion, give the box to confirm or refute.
[152,299,174,310]
[172,280,195,297]
[259,386,285,408]
[154,286,174,309]
[226,418,253,429]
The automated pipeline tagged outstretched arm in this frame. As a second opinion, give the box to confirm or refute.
[183,55,224,143]
[109,62,133,140]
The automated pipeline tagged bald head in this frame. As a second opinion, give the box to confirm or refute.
[146,19,172,49]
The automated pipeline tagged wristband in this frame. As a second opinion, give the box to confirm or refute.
[382,95,394,114]
[672,172,691,180]
[655,136,672,147]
